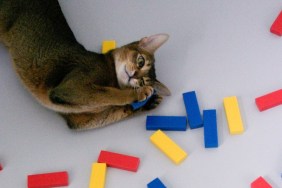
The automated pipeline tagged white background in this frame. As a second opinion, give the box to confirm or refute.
[1,0,282,187]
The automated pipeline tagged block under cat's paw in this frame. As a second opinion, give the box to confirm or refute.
[136,86,154,102]
[141,94,163,110]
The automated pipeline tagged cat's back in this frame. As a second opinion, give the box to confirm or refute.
[0,0,78,52]
[0,0,91,96]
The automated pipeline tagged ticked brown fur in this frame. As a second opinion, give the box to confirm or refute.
[0,0,170,130]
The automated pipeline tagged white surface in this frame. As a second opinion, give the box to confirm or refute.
[1,0,282,187]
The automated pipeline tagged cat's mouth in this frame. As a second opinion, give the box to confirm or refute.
[124,67,133,83]
[124,66,139,87]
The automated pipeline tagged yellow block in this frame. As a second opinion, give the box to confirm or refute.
[89,163,107,188]
[102,40,116,54]
[223,96,244,135]
[150,130,187,165]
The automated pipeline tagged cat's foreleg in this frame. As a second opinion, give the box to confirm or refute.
[49,83,154,114]
[61,94,163,130]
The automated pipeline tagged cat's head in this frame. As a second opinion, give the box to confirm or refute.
[112,33,171,96]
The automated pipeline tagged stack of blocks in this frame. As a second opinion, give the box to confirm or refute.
[148,91,246,156]
[97,150,140,172]
[89,150,140,188]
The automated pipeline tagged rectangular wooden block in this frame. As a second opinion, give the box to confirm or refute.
[27,171,68,188]
[270,11,282,36]
[255,89,282,111]
[223,96,244,135]
[89,163,107,188]
[147,178,167,188]
[251,176,272,188]
[97,150,140,172]
[183,91,203,129]
[203,109,218,148]
[131,92,154,110]
[102,40,116,53]
[146,116,187,131]
[150,130,187,164]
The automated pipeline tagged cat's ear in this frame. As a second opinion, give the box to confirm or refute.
[153,80,171,96]
[139,33,169,54]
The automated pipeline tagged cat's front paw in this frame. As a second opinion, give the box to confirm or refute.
[142,94,163,110]
[136,86,154,102]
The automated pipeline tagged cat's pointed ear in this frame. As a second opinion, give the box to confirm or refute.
[153,80,171,96]
[139,33,169,54]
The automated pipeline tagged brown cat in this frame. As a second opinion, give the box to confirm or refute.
[0,0,170,130]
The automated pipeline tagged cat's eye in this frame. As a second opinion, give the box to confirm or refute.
[137,55,145,68]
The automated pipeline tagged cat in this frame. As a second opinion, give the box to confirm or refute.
[0,0,170,130]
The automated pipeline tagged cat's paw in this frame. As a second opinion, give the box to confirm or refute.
[142,94,163,110]
[136,86,154,102]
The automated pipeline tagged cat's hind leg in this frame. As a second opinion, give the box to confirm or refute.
[61,105,135,130]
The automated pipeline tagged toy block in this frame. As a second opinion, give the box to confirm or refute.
[131,98,150,110]
[27,171,68,188]
[97,150,140,172]
[203,109,218,148]
[89,163,107,188]
[147,178,167,188]
[131,92,154,110]
[255,89,282,111]
[183,91,203,129]
[223,96,244,135]
[102,40,116,54]
[251,176,272,188]
[146,116,187,131]
[150,130,187,164]
[0,164,3,171]
[270,11,282,36]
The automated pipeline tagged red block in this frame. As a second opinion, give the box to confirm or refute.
[270,11,282,36]
[255,89,282,111]
[27,171,69,188]
[0,164,3,171]
[97,150,140,172]
[251,176,272,188]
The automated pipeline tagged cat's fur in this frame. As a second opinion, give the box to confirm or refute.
[0,0,170,130]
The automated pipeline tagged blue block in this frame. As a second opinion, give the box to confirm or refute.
[183,91,203,129]
[131,92,155,110]
[146,116,187,131]
[147,178,166,188]
[203,109,218,148]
